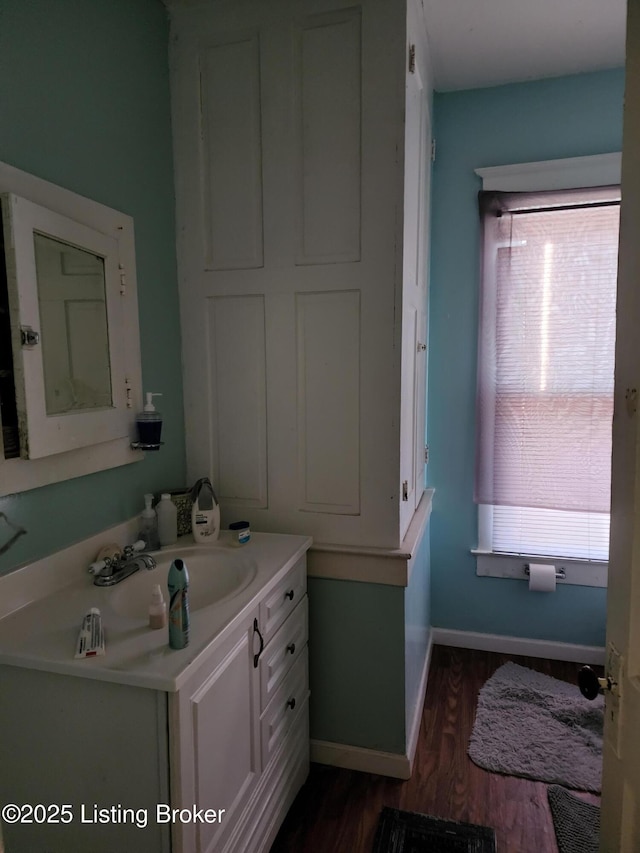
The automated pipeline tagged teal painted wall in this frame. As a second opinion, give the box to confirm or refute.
[428,69,625,646]
[0,0,184,574]
[308,576,406,753]
[405,521,430,731]
[308,525,430,755]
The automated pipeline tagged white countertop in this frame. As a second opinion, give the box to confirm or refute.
[0,532,312,693]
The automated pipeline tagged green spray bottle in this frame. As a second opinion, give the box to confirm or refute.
[168,558,190,649]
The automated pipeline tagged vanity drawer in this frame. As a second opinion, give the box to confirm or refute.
[260,648,309,768]
[259,557,306,642]
[260,596,308,711]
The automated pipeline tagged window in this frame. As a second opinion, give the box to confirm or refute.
[475,182,620,563]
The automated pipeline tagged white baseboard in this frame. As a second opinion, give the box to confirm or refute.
[405,631,432,774]
[310,739,412,780]
[431,627,605,665]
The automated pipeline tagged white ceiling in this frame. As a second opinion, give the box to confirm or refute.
[423,0,627,92]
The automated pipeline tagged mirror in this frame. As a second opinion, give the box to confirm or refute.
[33,232,113,416]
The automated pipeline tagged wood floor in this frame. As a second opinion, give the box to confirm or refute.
[270,645,601,853]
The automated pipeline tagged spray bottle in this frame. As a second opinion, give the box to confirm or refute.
[168,558,190,649]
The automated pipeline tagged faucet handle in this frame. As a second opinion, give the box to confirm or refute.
[88,557,115,576]
[122,539,146,560]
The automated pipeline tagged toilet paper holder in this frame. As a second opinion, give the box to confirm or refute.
[524,564,566,581]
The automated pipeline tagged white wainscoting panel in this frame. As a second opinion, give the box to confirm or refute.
[296,290,360,514]
[200,35,264,271]
[295,9,361,265]
[208,295,268,507]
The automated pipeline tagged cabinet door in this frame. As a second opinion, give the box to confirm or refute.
[170,0,408,549]
[400,13,431,538]
[169,612,261,853]
[1,193,131,458]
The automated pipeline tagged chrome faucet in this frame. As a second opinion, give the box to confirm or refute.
[89,540,157,586]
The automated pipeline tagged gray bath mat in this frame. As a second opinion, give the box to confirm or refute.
[548,785,600,853]
[468,662,604,792]
[372,807,496,852]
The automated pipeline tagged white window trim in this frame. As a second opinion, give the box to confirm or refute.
[475,152,621,192]
[472,153,620,588]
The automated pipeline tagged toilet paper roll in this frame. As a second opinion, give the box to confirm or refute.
[528,563,556,592]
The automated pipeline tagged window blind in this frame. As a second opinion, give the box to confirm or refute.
[475,186,620,559]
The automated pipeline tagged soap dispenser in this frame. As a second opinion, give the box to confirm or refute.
[190,478,220,543]
[138,493,160,551]
[136,392,163,448]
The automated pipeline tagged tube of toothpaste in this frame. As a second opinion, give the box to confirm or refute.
[74,608,105,658]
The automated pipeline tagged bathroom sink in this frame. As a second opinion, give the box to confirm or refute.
[108,546,257,620]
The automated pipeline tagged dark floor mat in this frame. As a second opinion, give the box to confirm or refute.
[372,807,496,853]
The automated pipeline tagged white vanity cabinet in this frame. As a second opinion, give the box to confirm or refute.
[170,557,309,853]
[0,549,310,853]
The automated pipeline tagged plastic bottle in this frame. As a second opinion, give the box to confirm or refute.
[148,584,167,630]
[157,493,178,546]
[190,478,220,544]
[168,558,190,649]
[138,493,160,551]
[136,392,163,448]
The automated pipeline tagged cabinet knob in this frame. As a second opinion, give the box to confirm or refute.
[287,698,296,711]
[285,589,295,601]
[286,642,296,655]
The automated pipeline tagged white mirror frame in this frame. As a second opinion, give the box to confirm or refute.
[0,160,143,496]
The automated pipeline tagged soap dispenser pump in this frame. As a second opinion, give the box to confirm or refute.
[136,392,163,449]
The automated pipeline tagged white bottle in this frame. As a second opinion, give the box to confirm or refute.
[191,478,220,543]
[157,493,178,547]
[148,584,167,630]
[138,493,160,550]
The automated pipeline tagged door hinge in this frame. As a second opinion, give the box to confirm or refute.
[402,480,409,501]
[125,377,133,409]
[119,264,126,296]
[424,445,429,464]
[408,44,416,74]
[431,138,436,163]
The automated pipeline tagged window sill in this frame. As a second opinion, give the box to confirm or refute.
[472,550,607,588]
